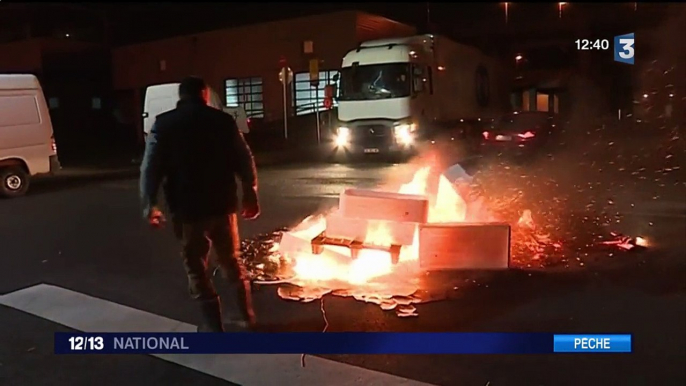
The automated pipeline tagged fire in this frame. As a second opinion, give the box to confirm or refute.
[250,162,645,316]
[283,166,473,287]
[268,165,500,315]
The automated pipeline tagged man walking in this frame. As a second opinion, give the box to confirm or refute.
[140,76,260,332]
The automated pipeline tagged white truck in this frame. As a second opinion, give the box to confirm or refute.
[332,34,510,158]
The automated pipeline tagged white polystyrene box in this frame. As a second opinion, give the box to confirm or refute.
[325,213,417,246]
[339,189,429,224]
[418,222,511,270]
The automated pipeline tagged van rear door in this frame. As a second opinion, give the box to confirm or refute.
[143,84,179,136]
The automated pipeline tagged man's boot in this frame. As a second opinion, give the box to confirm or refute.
[232,280,256,330]
[197,296,224,332]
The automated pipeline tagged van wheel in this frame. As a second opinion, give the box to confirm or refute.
[0,166,30,198]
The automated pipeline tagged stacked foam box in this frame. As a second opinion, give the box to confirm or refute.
[280,188,511,270]
[418,222,511,270]
[325,189,430,247]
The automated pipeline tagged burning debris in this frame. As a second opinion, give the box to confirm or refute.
[238,167,534,316]
[237,137,661,316]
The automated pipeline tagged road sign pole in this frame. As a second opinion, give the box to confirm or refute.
[315,84,320,144]
[283,80,288,139]
[279,66,292,140]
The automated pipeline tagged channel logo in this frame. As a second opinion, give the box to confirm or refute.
[614,33,635,65]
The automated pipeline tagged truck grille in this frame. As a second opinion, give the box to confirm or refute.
[360,125,391,138]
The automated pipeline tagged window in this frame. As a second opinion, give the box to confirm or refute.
[293,70,339,116]
[0,96,41,126]
[225,77,264,118]
[92,97,102,110]
[339,64,410,101]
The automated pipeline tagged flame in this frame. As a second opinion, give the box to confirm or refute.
[269,165,497,315]
[260,161,644,316]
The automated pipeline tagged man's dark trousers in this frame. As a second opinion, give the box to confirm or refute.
[173,213,254,331]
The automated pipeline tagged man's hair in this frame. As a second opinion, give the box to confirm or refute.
[178,76,206,98]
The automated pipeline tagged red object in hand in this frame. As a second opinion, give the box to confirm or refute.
[149,207,166,228]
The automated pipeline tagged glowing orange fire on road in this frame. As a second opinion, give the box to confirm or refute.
[268,166,504,315]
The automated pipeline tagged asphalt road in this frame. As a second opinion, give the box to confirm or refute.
[1,155,685,386]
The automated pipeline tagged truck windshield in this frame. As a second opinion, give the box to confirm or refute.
[339,63,410,101]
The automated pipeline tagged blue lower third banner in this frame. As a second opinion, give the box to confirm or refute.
[54,333,632,355]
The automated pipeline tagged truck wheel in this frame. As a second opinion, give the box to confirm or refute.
[0,166,30,198]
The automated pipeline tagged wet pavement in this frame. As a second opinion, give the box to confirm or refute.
[1,156,685,385]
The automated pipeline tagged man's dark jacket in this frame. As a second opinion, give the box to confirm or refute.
[140,98,257,222]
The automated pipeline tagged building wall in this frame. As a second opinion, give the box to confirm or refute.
[111,11,415,130]
[0,39,43,72]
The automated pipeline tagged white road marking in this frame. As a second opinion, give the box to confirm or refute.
[0,284,434,386]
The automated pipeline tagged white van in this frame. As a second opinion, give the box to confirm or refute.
[0,74,60,198]
[142,83,250,137]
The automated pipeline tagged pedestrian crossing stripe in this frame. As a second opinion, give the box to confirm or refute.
[0,283,433,386]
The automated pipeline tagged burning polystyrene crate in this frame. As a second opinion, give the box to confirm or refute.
[324,212,417,246]
[339,189,429,224]
[418,222,511,270]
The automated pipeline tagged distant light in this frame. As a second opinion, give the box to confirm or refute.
[437,65,446,71]
[515,55,523,61]
[643,94,649,99]
[669,93,674,98]
[65,33,70,38]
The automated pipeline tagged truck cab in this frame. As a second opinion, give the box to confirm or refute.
[332,34,509,160]
[333,36,435,159]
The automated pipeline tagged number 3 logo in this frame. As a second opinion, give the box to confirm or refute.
[614,33,635,64]
[618,39,634,59]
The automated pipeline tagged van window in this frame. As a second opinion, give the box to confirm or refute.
[0,96,41,127]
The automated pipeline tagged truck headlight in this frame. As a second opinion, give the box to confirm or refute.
[335,127,350,146]
[393,123,415,145]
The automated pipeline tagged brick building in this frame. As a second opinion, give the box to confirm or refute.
[111,11,416,135]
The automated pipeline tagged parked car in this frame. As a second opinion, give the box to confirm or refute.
[479,111,560,157]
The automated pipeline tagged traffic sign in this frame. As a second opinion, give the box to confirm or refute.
[279,67,293,85]
[309,58,319,86]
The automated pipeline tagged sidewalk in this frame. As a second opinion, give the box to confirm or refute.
[41,145,330,182]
